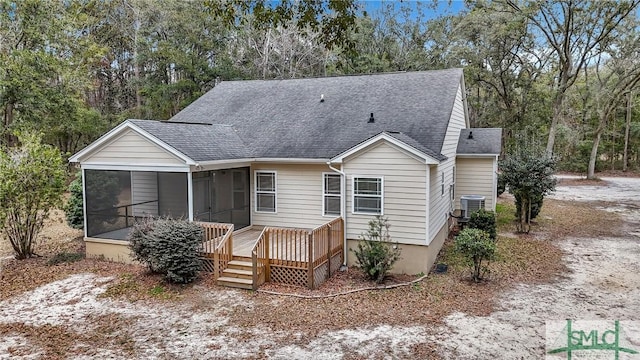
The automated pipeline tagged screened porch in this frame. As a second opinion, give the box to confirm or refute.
[84,167,251,240]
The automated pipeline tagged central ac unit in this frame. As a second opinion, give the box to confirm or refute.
[460,195,485,218]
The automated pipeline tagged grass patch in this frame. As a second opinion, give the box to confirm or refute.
[495,202,515,229]
[47,252,84,266]
[100,272,185,302]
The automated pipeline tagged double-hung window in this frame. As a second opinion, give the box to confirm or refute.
[255,171,276,213]
[352,177,383,215]
[323,173,341,216]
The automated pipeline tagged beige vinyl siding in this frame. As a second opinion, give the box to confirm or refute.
[131,172,158,216]
[84,129,184,165]
[429,83,467,241]
[343,141,427,246]
[251,164,333,229]
[455,157,497,211]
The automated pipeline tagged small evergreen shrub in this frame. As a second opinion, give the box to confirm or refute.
[468,209,497,241]
[351,216,401,283]
[128,216,159,272]
[128,218,204,284]
[454,228,496,282]
[64,172,84,230]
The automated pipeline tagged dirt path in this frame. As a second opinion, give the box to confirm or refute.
[434,176,640,358]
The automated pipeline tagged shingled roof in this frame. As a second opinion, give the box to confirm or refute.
[164,68,464,160]
[129,120,250,161]
[457,128,502,155]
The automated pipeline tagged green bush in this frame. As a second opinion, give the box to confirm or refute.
[455,228,496,282]
[64,172,84,230]
[468,209,497,241]
[128,216,159,272]
[497,172,506,197]
[128,218,204,284]
[351,216,401,283]
[0,133,67,259]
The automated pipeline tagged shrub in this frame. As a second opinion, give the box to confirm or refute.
[468,209,497,241]
[455,228,496,282]
[500,150,556,233]
[497,172,506,197]
[128,216,159,272]
[128,218,204,284]
[64,172,84,230]
[0,133,66,259]
[351,216,401,283]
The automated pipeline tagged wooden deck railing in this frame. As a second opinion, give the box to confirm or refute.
[308,218,344,288]
[250,217,344,289]
[251,227,269,289]
[199,222,233,279]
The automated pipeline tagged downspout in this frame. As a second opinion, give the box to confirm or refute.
[327,161,347,266]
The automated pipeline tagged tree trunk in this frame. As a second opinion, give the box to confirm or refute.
[588,130,603,179]
[546,91,565,156]
[623,91,633,172]
[262,28,271,80]
[3,102,15,146]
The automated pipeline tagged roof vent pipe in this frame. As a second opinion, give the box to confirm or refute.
[468,131,473,139]
[320,94,325,102]
[368,113,375,123]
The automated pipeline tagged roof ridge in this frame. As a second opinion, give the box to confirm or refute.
[217,68,463,84]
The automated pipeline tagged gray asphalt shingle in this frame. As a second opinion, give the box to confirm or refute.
[162,68,464,160]
[130,120,250,161]
[456,128,502,155]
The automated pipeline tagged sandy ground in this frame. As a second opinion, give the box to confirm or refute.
[434,175,640,358]
[1,176,639,358]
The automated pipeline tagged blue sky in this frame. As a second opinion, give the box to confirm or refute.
[361,0,466,19]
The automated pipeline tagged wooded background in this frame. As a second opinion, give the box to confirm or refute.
[2,0,639,176]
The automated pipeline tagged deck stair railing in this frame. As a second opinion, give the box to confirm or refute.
[199,222,234,279]
[251,217,344,289]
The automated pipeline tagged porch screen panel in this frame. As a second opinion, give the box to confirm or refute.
[158,172,188,218]
[85,170,132,238]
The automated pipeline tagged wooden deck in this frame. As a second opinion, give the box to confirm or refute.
[232,227,264,257]
[199,219,344,289]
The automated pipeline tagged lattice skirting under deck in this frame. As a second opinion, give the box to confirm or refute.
[270,266,307,287]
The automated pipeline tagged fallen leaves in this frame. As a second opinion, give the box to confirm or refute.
[0,192,628,359]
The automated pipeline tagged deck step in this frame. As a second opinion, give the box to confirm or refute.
[227,260,253,270]
[222,268,253,279]
[217,276,253,290]
[232,256,252,262]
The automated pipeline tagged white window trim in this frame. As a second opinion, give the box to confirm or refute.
[322,172,342,217]
[351,176,384,215]
[254,170,277,213]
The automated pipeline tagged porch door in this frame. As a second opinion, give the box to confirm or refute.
[193,176,211,222]
[231,169,250,229]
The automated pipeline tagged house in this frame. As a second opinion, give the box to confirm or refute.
[69,68,501,289]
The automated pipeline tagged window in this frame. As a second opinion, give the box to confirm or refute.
[255,171,276,213]
[441,171,445,196]
[451,166,456,200]
[323,173,342,216]
[352,177,383,214]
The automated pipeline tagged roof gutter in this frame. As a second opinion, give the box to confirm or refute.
[327,161,348,267]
